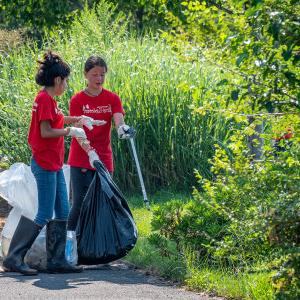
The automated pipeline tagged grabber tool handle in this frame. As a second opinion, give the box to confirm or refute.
[129,137,150,210]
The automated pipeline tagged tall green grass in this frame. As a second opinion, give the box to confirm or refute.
[0,2,230,192]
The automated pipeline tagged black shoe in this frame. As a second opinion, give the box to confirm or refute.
[2,216,42,276]
[46,219,83,273]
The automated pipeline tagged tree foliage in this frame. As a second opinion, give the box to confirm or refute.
[0,0,84,38]
[151,1,300,297]
[107,0,186,32]
[152,124,300,297]
[162,0,300,113]
[0,0,185,37]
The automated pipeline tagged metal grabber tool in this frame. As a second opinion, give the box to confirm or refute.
[128,135,150,210]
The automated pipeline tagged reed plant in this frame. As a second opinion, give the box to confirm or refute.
[0,2,231,192]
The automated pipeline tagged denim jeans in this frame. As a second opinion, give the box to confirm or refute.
[31,158,69,226]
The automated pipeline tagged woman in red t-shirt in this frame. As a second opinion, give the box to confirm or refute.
[67,56,134,232]
[3,51,88,275]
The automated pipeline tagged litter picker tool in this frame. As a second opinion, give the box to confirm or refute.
[128,136,150,210]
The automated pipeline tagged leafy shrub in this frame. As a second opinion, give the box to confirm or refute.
[152,120,300,295]
[147,232,176,258]
[151,198,227,259]
[272,252,300,299]
[0,0,80,39]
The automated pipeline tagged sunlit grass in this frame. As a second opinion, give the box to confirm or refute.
[126,193,275,299]
[186,266,274,299]
[127,191,190,237]
[0,3,230,193]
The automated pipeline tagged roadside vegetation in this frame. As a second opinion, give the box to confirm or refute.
[0,1,299,299]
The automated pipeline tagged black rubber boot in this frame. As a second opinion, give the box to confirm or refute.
[46,219,83,273]
[2,215,42,275]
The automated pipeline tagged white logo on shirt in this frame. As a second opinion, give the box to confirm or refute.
[83,104,112,114]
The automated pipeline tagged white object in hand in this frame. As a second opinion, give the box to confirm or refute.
[68,127,87,138]
[88,150,100,168]
[92,119,107,126]
[80,115,107,130]
[80,116,94,130]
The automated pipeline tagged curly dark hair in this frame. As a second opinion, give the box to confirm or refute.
[35,50,70,87]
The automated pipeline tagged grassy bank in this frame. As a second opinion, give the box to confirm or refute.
[125,192,274,299]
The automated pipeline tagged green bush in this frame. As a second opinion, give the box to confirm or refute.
[151,119,300,295]
[273,252,300,299]
[0,0,79,39]
[151,198,227,259]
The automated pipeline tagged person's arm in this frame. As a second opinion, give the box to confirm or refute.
[64,116,81,125]
[113,112,125,130]
[40,120,70,138]
[112,95,135,139]
[40,120,86,139]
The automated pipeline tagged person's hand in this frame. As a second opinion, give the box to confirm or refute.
[79,115,106,130]
[67,127,87,139]
[79,116,94,130]
[88,150,100,168]
[117,124,136,139]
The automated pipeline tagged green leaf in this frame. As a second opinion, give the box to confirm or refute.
[284,71,297,83]
[282,49,292,61]
[252,44,261,55]
[293,54,300,65]
[236,52,248,67]
[216,79,229,86]
[264,101,274,113]
[269,21,280,40]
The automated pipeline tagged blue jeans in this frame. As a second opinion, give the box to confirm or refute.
[31,158,69,226]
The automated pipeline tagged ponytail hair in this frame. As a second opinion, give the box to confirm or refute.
[35,50,70,86]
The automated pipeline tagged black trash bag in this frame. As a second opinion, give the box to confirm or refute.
[76,160,138,265]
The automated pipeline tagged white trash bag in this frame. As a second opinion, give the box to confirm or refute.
[24,227,47,270]
[0,163,77,269]
[23,228,78,271]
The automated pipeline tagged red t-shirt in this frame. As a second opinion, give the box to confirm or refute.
[67,89,125,172]
[28,90,65,171]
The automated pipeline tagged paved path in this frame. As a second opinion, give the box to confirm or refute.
[0,262,220,300]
